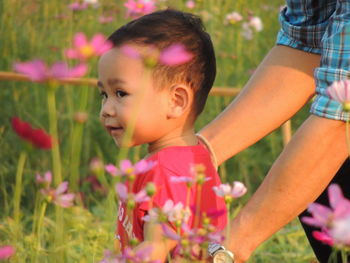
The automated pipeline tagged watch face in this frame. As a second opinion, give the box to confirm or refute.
[213,251,234,263]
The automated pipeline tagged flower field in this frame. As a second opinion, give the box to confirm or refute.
[0,0,318,262]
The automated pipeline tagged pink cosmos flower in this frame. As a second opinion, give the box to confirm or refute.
[224,11,243,25]
[312,230,334,246]
[0,246,15,260]
[142,199,191,225]
[115,183,150,203]
[302,184,350,247]
[185,0,195,9]
[36,171,52,187]
[99,246,160,263]
[161,223,224,260]
[213,181,247,203]
[105,164,118,176]
[170,176,195,186]
[124,0,156,18]
[121,44,193,67]
[159,44,193,66]
[105,159,156,178]
[40,181,75,208]
[68,2,88,11]
[327,80,350,112]
[65,32,113,61]
[14,60,87,82]
[98,15,114,24]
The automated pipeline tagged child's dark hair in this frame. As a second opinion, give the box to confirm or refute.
[108,9,216,118]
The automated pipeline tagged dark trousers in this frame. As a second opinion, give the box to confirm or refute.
[298,158,350,263]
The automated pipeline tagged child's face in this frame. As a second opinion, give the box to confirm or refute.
[98,46,172,147]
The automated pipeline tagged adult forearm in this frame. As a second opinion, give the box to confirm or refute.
[200,45,320,164]
[227,115,348,262]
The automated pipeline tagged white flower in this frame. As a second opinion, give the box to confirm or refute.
[248,16,263,32]
[213,181,247,202]
[225,11,243,24]
[241,22,253,40]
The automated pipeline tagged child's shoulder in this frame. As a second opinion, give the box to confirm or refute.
[144,144,216,179]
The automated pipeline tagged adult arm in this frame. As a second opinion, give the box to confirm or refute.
[227,115,347,262]
[199,45,320,165]
[137,222,177,262]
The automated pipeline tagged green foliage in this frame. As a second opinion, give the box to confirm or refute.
[0,0,315,262]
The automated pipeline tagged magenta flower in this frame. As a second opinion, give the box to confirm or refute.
[40,181,75,208]
[121,44,193,68]
[105,160,156,181]
[14,60,87,82]
[327,80,350,112]
[99,246,160,263]
[159,44,193,66]
[0,246,15,260]
[124,0,156,18]
[161,223,224,260]
[68,2,88,11]
[185,0,195,9]
[120,45,141,59]
[170,176,195,186]
[115,183,150,203]
[98,15,114,24]
[302,184,350,247]
[65,32,113,61]
[143,199,191,228]
[105,164,118,176]
[36,171,52,187]
[123,245,161,263]
[312,230,334,246]
[213,181,247,204]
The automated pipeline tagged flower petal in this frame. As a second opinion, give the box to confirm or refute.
[159,44,193,66]
[115,183,128,201]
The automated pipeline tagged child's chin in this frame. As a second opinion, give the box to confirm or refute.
[113,137,136,148]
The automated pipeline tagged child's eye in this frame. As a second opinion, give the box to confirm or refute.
[116,90,128,98]
[99,91,107,99]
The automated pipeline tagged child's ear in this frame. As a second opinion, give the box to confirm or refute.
[167,84,193,119]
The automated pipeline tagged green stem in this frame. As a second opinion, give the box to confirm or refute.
[341,249,348,263]
[47,82,64,263]
[69,85,90,191]
[13,151,27,226]
[47,83,62,185]
[32,201,48,263]
[226,202,231,244]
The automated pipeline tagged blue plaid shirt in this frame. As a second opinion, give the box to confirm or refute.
[276,0,350,121]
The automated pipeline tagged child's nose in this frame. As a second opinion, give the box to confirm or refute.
[100,99,116,118]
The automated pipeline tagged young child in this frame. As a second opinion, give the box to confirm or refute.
[98,9,227,261]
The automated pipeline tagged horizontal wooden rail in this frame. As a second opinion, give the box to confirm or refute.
[0,70,292,145]
[0,71,241,96]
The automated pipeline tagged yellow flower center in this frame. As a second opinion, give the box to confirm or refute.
[137,3,144,9]
[343,101,350,112]
[80,45,94,58]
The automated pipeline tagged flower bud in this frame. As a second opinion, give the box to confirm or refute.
[74,112,88,123]
[145,182,156,197]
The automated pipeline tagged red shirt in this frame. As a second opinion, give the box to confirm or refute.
[116,144,227,249]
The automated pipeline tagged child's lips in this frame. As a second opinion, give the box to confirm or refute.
[106,125,123,136]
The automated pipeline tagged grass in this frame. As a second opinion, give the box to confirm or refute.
[0,0,317,262]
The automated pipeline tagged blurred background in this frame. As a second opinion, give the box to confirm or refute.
[0,0,316,262]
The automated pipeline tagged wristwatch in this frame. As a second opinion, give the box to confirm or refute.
[208,243,235,263]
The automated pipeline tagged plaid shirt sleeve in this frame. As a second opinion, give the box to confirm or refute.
[276,0,350,121]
